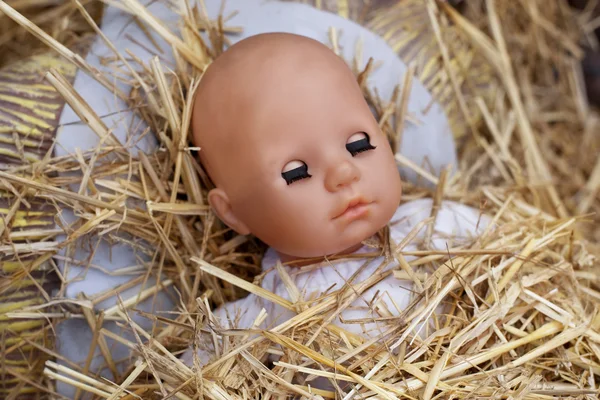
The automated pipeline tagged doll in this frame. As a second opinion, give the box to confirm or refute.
[181,33,489,386]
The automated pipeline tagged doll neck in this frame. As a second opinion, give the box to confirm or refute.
[277,242,364,267]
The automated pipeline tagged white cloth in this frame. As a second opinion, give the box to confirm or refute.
[181,198,489,369]
[53,2,176,398]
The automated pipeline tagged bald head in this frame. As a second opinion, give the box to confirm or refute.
[192,33,360,188]
[190,33,400,259]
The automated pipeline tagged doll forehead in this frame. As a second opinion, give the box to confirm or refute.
[227,91,373,175]
[201,80,372,187]
[192,33,369,184]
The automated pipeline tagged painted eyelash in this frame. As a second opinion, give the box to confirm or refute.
[282,162,311,185]
[346,133,376,156]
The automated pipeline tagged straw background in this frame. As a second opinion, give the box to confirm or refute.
[0,0,599,399]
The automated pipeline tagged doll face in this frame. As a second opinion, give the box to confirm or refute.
[193,33,402,259]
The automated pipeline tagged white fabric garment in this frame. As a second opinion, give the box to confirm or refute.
[181,198,489,370]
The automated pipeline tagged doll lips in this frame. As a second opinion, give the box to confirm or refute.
[333,198,371,220]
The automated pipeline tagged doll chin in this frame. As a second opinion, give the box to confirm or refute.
[285,224,384,259]
[328,213,392,255]
[269,204,396,259]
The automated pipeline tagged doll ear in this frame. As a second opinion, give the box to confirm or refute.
[207,188,251,235]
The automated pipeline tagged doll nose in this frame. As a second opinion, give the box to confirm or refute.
[324,160,361,192]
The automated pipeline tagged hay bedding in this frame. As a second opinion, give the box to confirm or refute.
[0,0,599,399]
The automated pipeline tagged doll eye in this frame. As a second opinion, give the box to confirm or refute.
[346,132,376,156]
[281,160,311,185]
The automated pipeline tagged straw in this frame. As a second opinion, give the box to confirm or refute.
[0,0,599,398]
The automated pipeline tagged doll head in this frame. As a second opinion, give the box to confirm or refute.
[192,33,402,260]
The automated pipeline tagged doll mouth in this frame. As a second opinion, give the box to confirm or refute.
[333,198,372,220]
